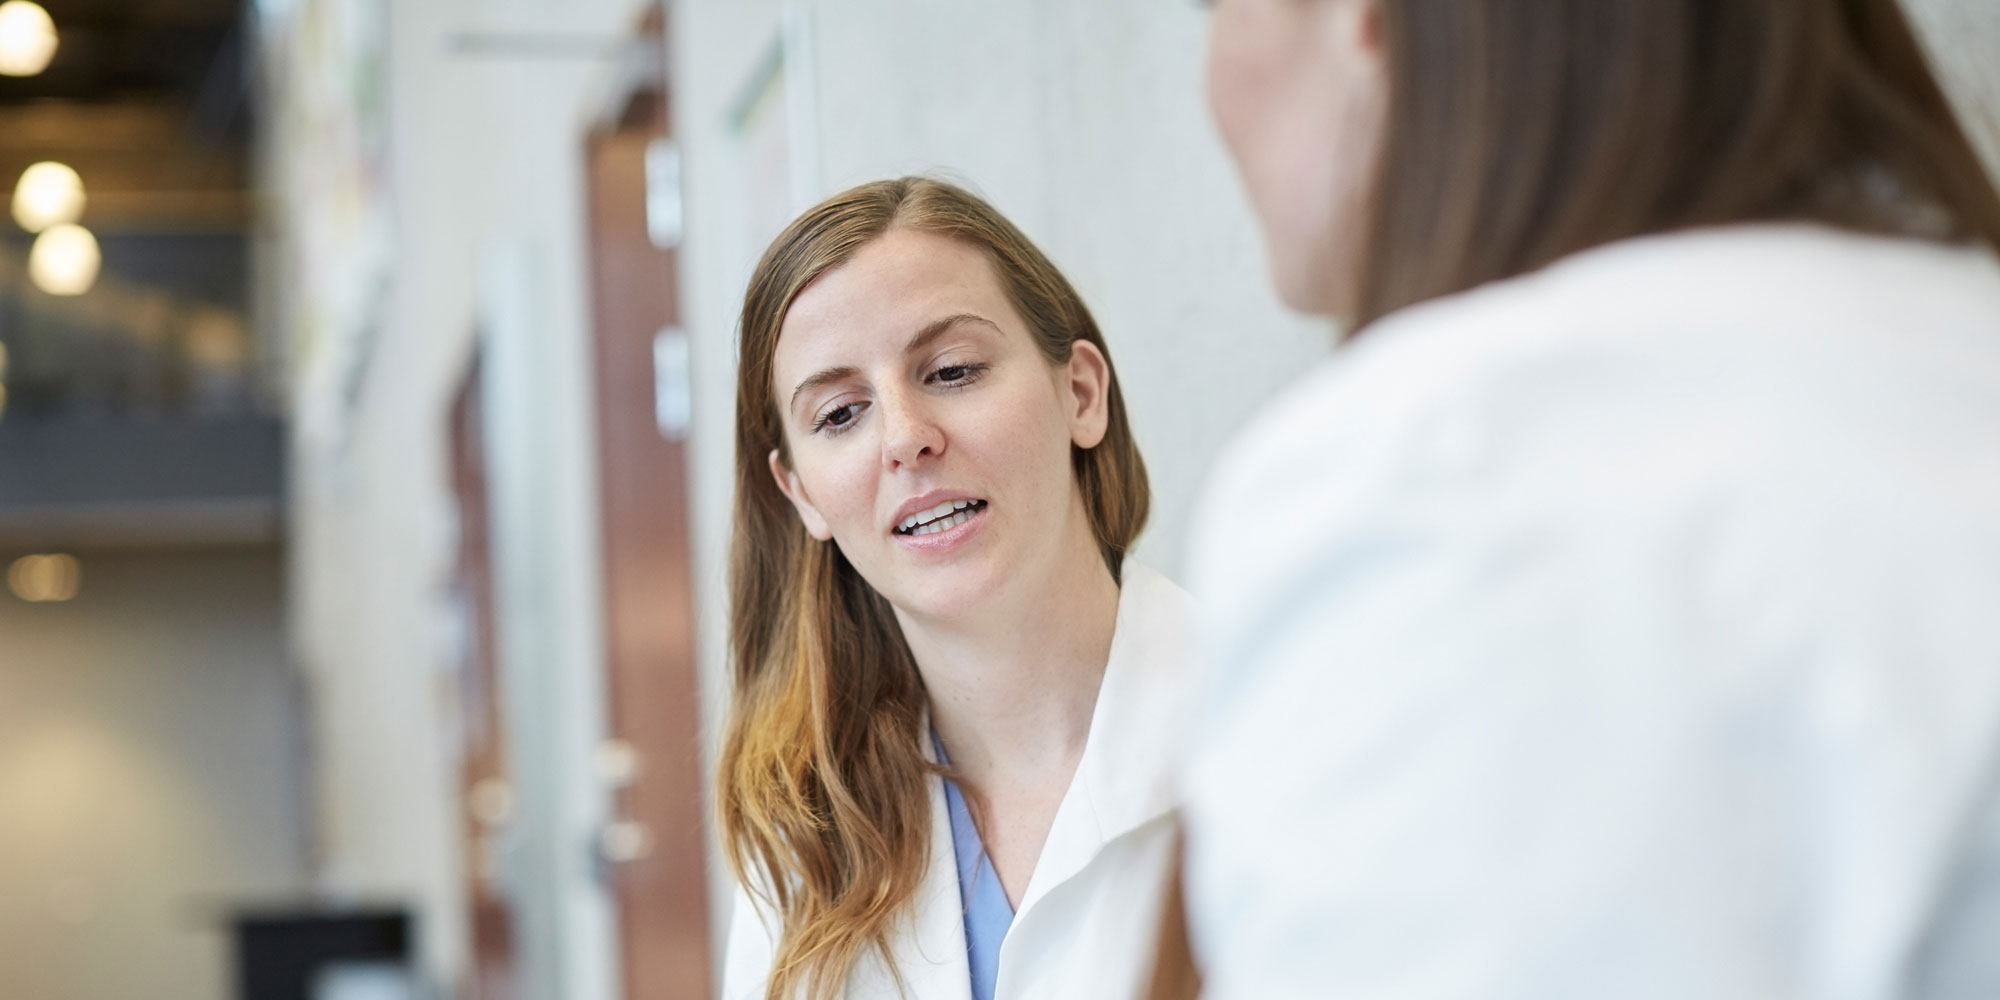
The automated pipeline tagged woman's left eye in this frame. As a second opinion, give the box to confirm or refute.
[927,362,987,386]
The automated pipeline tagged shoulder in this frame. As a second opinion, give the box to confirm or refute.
[1106,562,1197,730]
[1178,227,2000,999]
[1190,224,2000,701]
[1193,225,2000,595]
[1114,562,1196,660]
[1080,562,1198,821]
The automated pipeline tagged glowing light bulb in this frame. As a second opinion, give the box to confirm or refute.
[8,554,82,603]
[29,223,100,296]
[12,161,86,232]
[0,1,57,77]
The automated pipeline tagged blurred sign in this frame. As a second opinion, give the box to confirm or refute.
[652,326,691,440]
[645,138,684,250]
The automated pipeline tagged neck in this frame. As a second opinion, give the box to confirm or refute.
[898,525,1122,787]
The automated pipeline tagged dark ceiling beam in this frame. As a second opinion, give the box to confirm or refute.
[0,101,188,149]
[0,190,256,232]
[0,102,248,207]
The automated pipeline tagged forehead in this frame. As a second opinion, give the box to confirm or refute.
[773,228,1015,375]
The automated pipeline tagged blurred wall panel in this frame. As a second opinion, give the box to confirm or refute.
[274,0,667,996]
[0,544,308,1000]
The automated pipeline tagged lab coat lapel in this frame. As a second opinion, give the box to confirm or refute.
[846,737,973,1000]
[1012,563,1190,921]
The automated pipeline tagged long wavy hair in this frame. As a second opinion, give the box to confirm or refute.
[718,177,1149,1000]
[1353,0,2000,330]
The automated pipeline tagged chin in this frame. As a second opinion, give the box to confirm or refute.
[1274,271,1334,314]
[1261,217,1362,320]
[1264,247,1340,319]
[878,554,1012,624]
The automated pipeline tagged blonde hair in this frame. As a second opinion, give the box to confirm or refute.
[718,177,1149,1000]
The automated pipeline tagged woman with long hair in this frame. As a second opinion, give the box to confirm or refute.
[1181,0,2000,996]
[718,177,1190,1000]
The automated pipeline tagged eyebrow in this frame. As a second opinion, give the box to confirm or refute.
[786,312,1001,414]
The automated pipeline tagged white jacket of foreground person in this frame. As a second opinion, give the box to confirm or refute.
[1183,224,2000,1000]
[723,564,1192,1000]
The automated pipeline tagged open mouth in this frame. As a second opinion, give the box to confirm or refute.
[894,499,988,536]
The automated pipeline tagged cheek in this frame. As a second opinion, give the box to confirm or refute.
[792,446,877,537]
[1267,89,1384,317]
[1206,0,1285,187]
[1207,0,1386,316]
[959,380,1077,500]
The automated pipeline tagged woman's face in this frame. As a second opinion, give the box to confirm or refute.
[768,228,1111,624]
[1207,0,1389,318]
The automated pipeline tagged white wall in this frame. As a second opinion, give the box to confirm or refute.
[0,545,307,1000]
[668,0,1332,961]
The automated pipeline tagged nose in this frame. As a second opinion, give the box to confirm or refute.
[879,386,945,471]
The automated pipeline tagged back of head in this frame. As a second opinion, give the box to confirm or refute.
[1359,0,2000,328]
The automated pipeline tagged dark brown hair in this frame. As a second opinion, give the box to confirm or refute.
[718,177,1149,1000]
[1356,0,2000,328]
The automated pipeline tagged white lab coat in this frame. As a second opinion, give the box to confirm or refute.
[1183,224,2000,1000]
[723,563,1192,1000]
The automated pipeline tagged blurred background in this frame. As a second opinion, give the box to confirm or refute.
[0,1,1993,998]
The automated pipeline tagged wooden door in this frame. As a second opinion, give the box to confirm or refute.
[449,353,519,1000]
[583,42,715,1000]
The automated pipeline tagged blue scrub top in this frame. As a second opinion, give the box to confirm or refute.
[934,731,1015,1000]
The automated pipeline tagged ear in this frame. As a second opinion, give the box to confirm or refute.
[1342,0,1386,63]
[1064,340,1113,450]
[1311,0,1385,68]
[768,448,834,541]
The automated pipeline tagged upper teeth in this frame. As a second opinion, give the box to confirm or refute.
[899,499,981,533]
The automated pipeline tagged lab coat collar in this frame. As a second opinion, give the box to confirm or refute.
[867,562,1191,997]
[1015,561,1192,918]
[844,745,973,1000]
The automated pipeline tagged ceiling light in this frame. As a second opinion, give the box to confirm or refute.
[28,223,100,296]
[0,1,57,77]
[12,161,85,232]
[8,554,82,603]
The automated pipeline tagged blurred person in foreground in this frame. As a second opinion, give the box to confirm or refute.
[1175,0,2000,997]
[718,178,1193,1000]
